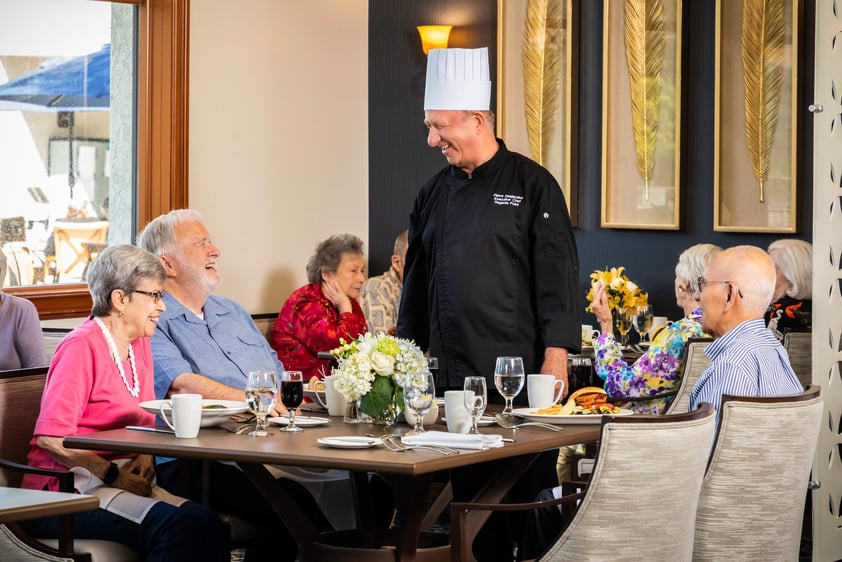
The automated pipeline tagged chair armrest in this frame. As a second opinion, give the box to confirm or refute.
[0,458,75,492]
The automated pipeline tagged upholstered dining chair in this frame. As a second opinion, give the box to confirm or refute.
[783,332,812,388]
[692,385,823,561]
[450,404,717,562]
[663,337,713,415]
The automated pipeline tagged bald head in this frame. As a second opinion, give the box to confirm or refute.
[700,245,775,337]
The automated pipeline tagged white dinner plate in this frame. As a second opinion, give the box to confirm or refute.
[268,415,330,427]
[316,436,382,449]
[441,415,496,427]
[139,399,250,428]
[511,407,634,425]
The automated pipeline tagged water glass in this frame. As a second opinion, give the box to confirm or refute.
[279,370,304,432]
[633,305,654,343]
[463,376,487,434]
[494,356,525,414]
[402,372,436,436]
[245,370,278,437]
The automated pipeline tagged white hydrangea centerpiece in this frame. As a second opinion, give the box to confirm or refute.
[331,332,430,422]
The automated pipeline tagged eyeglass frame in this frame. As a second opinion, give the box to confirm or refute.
[133,289,165,304]
[695,277,744,300]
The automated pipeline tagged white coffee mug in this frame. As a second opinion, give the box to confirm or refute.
[527,374,564,409]
[160,393,202,438]
[444,390,473,434]
[314,375,348,417]
[581,324,594,344]
[650,316,668,336]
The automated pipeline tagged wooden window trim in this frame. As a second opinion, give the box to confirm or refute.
[6,0,189,319]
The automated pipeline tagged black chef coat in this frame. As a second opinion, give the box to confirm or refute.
[398,140,580,391]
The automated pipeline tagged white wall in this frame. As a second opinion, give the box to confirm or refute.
[188,0,369,314]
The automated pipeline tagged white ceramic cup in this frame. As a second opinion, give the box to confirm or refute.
[160,393,202,438]
[444,390,473,434]
[527,374,565,409]
[581,324,594,344]
[650,316,668,335]
[314,375,348,417]
[405,400,439,427]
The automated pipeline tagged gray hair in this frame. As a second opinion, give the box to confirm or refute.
[462,110,496,131]
[393,230,409,257]
[675,243,724,294]
[767,239,812,300]
[138,209,204,256]
[88,245,166,317]
[724,245,777,314]
[305,234,365,284]
[0,250,6,290]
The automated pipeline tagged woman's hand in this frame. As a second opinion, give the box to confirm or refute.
[322,280,352,314]
[591,281,614,334]
[124,454,155,483]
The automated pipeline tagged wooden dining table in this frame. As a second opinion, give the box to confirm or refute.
[0,487,99,524]
[64,415,601,562]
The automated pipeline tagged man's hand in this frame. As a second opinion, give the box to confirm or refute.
[124,454,155,482]
[541,347,569,399]
[113,466,152,496]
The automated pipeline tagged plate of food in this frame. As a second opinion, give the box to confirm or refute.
[268,415,330,427]
[303,377,327,410]
[139,399,250,428]
[512,387,632,425]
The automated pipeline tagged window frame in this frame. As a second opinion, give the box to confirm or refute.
[4,0,189,319]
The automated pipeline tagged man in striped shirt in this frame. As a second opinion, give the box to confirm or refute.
[690,245,803,415]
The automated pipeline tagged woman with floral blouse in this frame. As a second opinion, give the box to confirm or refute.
[591,243,723,414]
[270,234,369,381]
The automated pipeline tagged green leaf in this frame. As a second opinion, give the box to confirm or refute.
[360,376,402,418]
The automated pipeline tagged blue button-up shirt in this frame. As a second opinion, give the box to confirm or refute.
[151,292,284,399]
[690,318,802,415]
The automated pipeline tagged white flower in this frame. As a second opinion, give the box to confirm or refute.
[370,351,395,376]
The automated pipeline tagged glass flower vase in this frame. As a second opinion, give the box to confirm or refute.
[363,391,400,426]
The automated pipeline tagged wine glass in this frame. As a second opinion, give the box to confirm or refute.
[613,308,633,347]
[463,376,487,434]
[245,370,278,437]
[494,356,525,414]
[402,372,436,436]
[279,370,304,432]
[633,305,654,344]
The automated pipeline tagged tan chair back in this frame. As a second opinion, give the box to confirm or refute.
[541,404,716,561]
[664,337,713,415]
[783,332,811,388]
[693,385,823,561]
[0,367,48,487]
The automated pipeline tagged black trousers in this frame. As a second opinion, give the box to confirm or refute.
[156,459,330,562]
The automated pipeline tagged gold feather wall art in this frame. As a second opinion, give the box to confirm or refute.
[741,0,785,203]
[623,0,665,201]
[522,0,564,166]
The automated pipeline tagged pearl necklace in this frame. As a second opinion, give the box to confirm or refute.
[93,316,140,398]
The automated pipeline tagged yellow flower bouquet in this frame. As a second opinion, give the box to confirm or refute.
[585,266,648,313]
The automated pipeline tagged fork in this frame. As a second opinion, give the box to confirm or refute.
[368,434,459,455]
[494,413,563,432]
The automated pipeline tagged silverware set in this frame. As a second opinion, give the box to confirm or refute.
[494,413,563,432]
[367,433,460,455]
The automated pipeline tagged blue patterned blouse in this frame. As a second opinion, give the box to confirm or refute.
[593,307,706,414]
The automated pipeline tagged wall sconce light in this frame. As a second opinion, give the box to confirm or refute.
[417,25,452,55]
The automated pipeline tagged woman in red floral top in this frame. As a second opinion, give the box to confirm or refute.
[270,234,369,381]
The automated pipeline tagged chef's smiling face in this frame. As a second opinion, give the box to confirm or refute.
[424,110,484,174]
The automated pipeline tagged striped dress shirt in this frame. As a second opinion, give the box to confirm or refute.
[690,318,803,414]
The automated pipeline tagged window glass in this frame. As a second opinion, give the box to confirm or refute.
[0,0,136,287]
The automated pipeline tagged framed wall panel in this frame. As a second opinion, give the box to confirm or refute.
[497,0,578,224]
[714,0,798,232]
[601,0,682,230]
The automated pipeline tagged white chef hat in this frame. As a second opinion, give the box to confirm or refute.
[424,47,491,111]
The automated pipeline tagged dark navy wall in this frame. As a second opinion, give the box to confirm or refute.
[369,0,812,324]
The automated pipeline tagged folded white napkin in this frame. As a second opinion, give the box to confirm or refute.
[401,431,504,450]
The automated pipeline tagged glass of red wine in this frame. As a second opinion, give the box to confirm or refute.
[280,370,304,433]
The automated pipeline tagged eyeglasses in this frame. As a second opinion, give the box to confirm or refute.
[696,277,744,299]
[133,290,164,304]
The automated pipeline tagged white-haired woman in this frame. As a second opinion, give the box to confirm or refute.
[270,233,368,381]
[21,244,224,561]
[0,250,46,369]
[766,239,812,338]
[591,243,723,414]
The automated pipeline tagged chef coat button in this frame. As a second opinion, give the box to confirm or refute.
[543,212,549,219]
